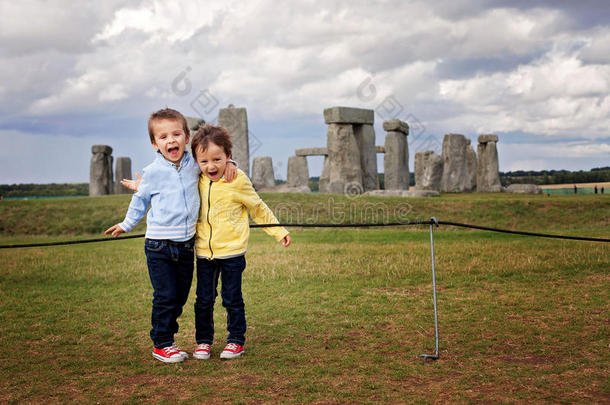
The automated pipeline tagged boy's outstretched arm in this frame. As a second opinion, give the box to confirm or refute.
[105,224,126,237]
[121,172,142,192]
[281,234,291,247]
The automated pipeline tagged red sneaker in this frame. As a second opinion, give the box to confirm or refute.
[193,343,211,360]
[152,346,185,363]
[220,343,244,359]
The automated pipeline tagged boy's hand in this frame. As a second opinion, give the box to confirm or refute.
[224,162,237,183]
[105,224,125,238]
[281,234,291,247]
[121,172,142,192]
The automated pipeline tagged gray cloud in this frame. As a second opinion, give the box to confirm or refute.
[1,0,609,184]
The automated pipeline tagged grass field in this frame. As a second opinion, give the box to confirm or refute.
[0,193,608,403]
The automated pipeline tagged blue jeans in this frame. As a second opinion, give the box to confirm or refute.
[195,255,246,346]
[144,238,194,349]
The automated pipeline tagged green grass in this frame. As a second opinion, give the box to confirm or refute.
[1,191,609,236]
[0,193,608,403]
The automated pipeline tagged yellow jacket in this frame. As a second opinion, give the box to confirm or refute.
[195,169,289,259]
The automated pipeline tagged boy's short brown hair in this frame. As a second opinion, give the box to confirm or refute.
[191,124,233,158]
[147,108,190,143]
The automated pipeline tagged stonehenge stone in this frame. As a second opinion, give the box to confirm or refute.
[264,184,312,193]
[92,145,113,155]
[382,119,409,134]
[477,134,502,192]
[318,156,331,193]
[186,116,205,133]
[251,157,275,190]
[325,123,363,194]
[365,190,439,198]
[323,106,374,124]
[414,151,443,191]
[90,145,113,196]
[478,134,498,144]
[287,155,310,188]
[319,107,379,195]
[114,157,132,194]
[505,184,542,194]
[218,105,249,176]
[295,147,327,156]
[376,146,386,153]
[405,190,440,198]
[354,124,379,191]
[440,134,471,192]
[466,141,478,192]
[383,119,409,190]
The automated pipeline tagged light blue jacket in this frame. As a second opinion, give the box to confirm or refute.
[118,151,200,241]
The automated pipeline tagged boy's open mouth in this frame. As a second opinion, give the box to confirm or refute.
[208,169,218,177]
[168,146,179,154]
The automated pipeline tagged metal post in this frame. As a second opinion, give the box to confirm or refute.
[420,217,439,363]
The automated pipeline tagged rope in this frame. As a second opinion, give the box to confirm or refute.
[0,219,608,249]
[437,221,610,243]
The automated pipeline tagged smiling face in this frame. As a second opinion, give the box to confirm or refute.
[195,141,230,182]
[150,118,189,165]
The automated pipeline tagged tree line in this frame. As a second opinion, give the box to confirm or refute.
[500,167,610,186]
[0,183,89,198]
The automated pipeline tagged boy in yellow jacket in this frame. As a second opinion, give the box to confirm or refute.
[190,124,291,360]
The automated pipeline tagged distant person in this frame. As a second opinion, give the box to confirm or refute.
[594,185,598,194]
[189,124,291,360]
[574,185,577,194]
[602,187,605,194]
[104,108,237,363]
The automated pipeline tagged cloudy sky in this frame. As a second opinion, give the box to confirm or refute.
[1,0,609,184]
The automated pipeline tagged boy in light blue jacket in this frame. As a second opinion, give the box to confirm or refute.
[105,108,236,363]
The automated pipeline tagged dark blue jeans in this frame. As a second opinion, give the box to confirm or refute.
[145,238,194,349]
[195,255,246,346]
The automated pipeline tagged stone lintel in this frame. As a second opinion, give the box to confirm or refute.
[478,134,499,144]
[382,119,409,135]
[376,145,386,153]
[92,145,113,155]
[323,106,374,124]
[295,147,328,156]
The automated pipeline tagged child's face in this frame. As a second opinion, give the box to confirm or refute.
[151,118,189,165]
[195,141,230,182]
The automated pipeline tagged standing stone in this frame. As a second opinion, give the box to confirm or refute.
[322,106,376,195]
[114,157,132,194]
[90,145,113,196]
[414,151,443,191]
[383,119,409,190]
[477,134,502,192]
[251,156,275,190]
[218,105,249,176]
[354,124,379,191]
[325,123,363,194]
[318,156,331,193]
[287,156,309,188]
[465,140,477,192]
[441,134,470,192]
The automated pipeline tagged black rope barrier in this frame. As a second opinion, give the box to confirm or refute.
[437,221,610,243]
[0,219,608,249]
